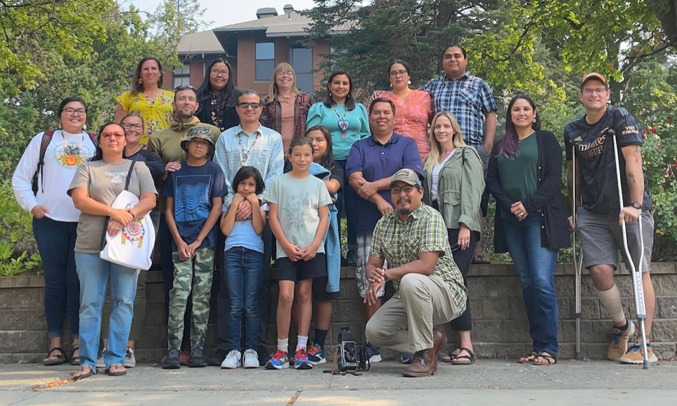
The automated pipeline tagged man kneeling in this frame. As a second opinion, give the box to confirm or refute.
[365,169,467,377]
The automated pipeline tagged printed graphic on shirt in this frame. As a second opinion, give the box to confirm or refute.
[105,171,128,185]
[174,175,212,222]
[280,191,314,233]
[54,142,93,168]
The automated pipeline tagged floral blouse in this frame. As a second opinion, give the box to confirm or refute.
[116,89,174,145]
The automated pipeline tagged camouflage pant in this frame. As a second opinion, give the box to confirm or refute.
[168,247,214,349]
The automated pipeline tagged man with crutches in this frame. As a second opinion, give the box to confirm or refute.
[564,72,657,366]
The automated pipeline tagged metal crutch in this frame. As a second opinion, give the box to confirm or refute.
[611,130,650,369]
[571,147,583,360]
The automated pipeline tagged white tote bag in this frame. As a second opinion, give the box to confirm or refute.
[100,189,155,270]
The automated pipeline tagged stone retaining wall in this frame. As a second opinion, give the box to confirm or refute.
[1,263,676,363]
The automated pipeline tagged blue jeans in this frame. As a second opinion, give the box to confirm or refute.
[75,252,139,368]
[503,214,559,356]
[224,247,264,351]
[33,217,79,338]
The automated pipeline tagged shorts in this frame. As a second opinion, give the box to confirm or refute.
[355,235,385,298]
[312,275,340,301]
[276,253,326,282]
[577,207,654,273]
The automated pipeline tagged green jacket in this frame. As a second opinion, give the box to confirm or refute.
[423,146,485,232]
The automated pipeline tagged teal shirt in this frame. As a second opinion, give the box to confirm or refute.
[496,134,539,216]
[306,102,370,161]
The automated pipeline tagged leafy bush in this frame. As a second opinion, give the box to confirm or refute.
[0,180,42,276]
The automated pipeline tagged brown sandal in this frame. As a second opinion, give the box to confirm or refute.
[518,352,538,364]
[532,352,557,366]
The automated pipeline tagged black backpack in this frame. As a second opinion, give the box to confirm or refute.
[31,130,98,194]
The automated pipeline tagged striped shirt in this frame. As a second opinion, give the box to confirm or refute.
[421,72,498,148]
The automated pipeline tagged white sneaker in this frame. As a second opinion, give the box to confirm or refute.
[96,347,106,368]
[243,349,259,369]
[124,348,136,368]
[221,350,241,369]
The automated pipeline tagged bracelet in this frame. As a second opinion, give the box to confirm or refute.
[127,208,136,220]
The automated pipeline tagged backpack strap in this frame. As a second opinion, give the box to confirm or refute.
[32,130,55,194]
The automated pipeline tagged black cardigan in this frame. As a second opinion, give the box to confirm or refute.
[486,130,570,253]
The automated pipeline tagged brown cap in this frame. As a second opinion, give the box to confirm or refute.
[580,72,607,88]
[390,168,421,187]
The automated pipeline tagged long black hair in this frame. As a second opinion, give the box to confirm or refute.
[91,122,127,161]
[323,70,356,111]
[196,58,238,110]
[499,94,541,159]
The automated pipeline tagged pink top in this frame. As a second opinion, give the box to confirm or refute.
[371,89,433,161]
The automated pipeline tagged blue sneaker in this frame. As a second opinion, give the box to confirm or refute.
[265,350,289,370]
[400,352,414,364]
[307,343,326,365]
[294,348,313,370]
[364,342,382,363]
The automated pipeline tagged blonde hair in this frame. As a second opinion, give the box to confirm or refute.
[268,62,299,100]
[424,111,467,172]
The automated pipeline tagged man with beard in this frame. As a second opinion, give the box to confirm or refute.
[345,98,423,363]
[149,85,221,365]
[364,168,466,377]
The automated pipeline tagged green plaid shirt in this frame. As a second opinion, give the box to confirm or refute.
[370,202,467,308]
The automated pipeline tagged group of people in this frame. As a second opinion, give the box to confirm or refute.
[11,44,658,381]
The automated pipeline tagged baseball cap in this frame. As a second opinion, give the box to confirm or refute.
[580,72,607,88]
[181,126,215,152]
[390,168,421,188]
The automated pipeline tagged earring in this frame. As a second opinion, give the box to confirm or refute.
[329,91,332,97]
[532,118,537,124]
[137,78,143,84]
[390,83,393,88]
[408,80,411,85]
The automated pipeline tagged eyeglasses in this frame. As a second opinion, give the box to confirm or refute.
[390,69,407,77]
[276,71,294,77]
[63,108,86,116]
[391,185,417,194]
[582,87,607,95]
[122,123,143,131]
[238,102,261,109]
[211,69,229,76]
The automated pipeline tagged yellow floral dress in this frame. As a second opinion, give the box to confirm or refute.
[116,89,174,145]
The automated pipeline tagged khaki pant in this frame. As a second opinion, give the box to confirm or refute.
[366,273,464,353]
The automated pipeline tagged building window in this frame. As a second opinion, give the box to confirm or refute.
[291,47,313,93]
[256,42,275,81]
[173,63,191,87]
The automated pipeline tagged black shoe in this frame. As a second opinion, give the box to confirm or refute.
[343,249,357,267]
[207,349,228,367]
[162,348,181,369]
[189,348,207,368]
[258,348,271,366]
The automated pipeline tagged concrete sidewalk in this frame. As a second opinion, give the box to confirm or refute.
[2,359,676,405]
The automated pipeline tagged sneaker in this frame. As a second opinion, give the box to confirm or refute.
[221,350,242,369]
[364,342,382,363]
[162,348,181,369]
[400,352,414,364]
[243,349,259,369]
[124,348,136,368]
[608,320,636,361]
[96,347,106,368]
[265,350,289,370]
[307,343,326,365]
[189,347,207,368]
[294,348,313,370]
[618,341,658,364]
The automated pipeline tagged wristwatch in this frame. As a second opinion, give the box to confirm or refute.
[382,269,389,282]
[630,201,642,210]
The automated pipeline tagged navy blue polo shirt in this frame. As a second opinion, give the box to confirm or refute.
[345,132,423,236]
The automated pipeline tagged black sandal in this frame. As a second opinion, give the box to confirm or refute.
[518,351,538,364]
[532,351,557,366]
[70,346,80,365]
[43,347,68,366]
[442,347,461,363]
[451,347,475,365]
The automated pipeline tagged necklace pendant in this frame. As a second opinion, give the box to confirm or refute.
[338,119,350,135]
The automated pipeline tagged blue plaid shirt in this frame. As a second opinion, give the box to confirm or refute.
[421,72,498,148]
[214,124,284,206]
